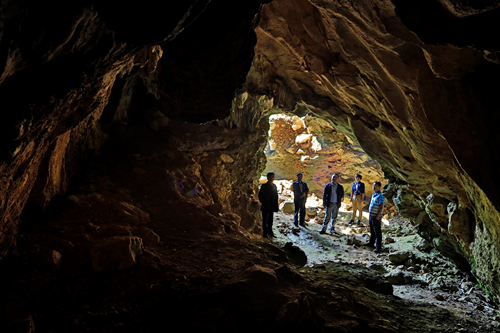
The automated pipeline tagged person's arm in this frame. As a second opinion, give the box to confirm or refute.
[350,184,354,202]
[375,203,384,220]
[274,184,279,211]
[323,185,328,207]
[259,184,269,204]
[303,183,309,198]
[339,185,344,205]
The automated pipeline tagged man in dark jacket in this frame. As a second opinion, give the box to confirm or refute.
[292,172,309,227]
[319,173,344,234]
[258,172,279,238]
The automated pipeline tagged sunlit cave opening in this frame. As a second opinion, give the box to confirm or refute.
[260,113,393,242]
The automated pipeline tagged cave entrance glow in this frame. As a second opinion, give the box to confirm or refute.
[260,113,392,241]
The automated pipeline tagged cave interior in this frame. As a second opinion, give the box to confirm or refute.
[2,0,500,332]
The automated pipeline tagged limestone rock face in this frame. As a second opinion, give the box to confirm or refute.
[0,0,268,258]
[227,0,500,296]
[2,0,500,311]
[0,1,213,259]
[264,113,384,195]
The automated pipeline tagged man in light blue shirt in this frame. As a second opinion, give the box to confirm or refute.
[366,181,385,253]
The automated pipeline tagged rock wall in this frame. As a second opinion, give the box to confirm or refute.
[2,0,500,301]
[233,0,500,293]
[0,0,268,259]
[263,113,384,196]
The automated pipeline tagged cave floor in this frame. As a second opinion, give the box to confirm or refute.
[268,204,500,332]
[1,130,500,332]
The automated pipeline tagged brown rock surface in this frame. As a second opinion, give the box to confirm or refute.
[263,113,384,196]
[228,0,500,295]
[1,0,500,331]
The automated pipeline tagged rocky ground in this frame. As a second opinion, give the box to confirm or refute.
[269,179,500,331]
[1,129,500,332]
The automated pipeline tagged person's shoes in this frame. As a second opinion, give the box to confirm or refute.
[364,243,375,248]
[269,233,276,238]
[348,220,354,225]
[373,247,382,253]
[356,220,361,225]
[294,222,299,227]
[330,230,337,234]
[319,230,326,234]
[299,223,306,228]
[263,234,268,239]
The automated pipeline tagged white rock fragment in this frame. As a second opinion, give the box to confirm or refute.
[295,134,312,144]
[291,116,305,131]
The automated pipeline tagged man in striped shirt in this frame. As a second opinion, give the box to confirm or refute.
[367,181,385,253]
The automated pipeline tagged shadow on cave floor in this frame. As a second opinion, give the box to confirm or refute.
[1,123,500,332]
[265,187,500,331]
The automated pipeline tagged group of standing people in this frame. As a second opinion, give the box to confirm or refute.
[258,172,385,253]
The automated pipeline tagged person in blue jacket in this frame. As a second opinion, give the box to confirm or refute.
[349,174,366,225]
[319,173,344,235]
[292,172,309,227]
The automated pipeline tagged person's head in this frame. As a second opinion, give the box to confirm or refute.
[373,180,382,191]
[267,172,275,183]
[355,174,362,182]
[296,172,303,182]
[331,173,340,184]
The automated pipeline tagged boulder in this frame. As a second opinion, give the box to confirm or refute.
[280,201,295,214]
[41,250,62,270]
[204,203,223,216]
[388,251,413,265]
[149,110,169,132]
[220,154,234,163]
[285,145,298,154]
[91,236,144,271]
[366,262,388,274]
[295,133,312,144]
[275,296,316,328]
[269,139,277,150]
[241,265,279,288]
[345,235,362,246]
[384,237,395,244]
[306,208,316,216]
[134,227,160,248]
[283,242,307,266]
[99,225,133,237]
[416,238,433,252]
[384,269,413,285]
[291,116,305,130]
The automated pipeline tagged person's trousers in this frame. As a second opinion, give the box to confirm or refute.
[369,217,382,248]
[320,203,339,232]
[351,196,363,220]
[262,210,274,236]
[293,198,306,226]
